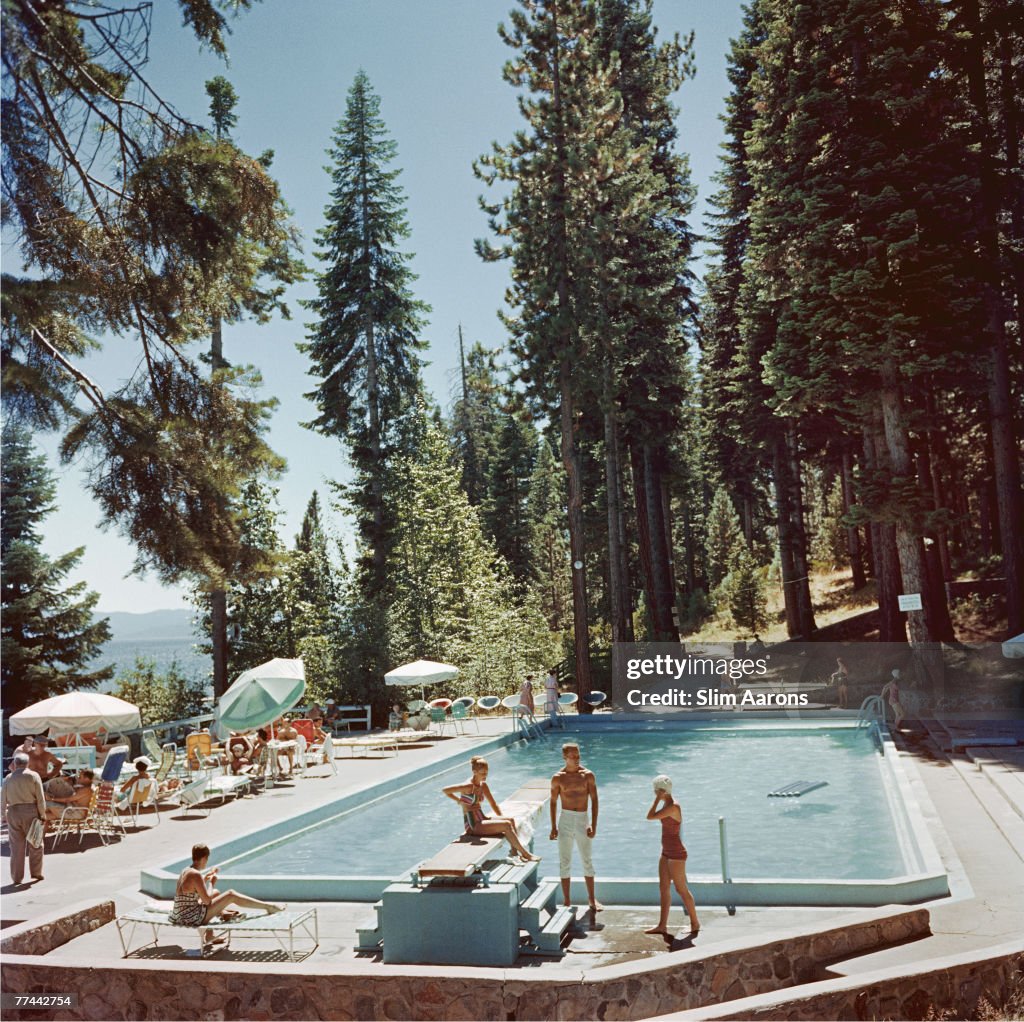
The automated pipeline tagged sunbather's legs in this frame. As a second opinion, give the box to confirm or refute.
[203,890,283,921]
[473,818,541,861]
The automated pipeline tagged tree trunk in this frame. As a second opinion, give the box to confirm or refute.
[603,368,628,644]
[841,449,867,588]
[960,0,1024,633]
[616,431,635,642]
[211,589,228,698]
[863,423,905,642]
[561,359,593,698]
[772,434,801,639]
[879,363,954,644]
[787,426,816,638]
[630,440,679,642]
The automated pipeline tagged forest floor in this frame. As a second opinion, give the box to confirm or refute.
[684,567,1010,644]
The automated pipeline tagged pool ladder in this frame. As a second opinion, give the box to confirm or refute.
[856,695,885,728]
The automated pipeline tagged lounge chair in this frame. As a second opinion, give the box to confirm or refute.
[116,903,319,959]
[50,789,97,847]
[451,702,479,734]
[121,776,160,827]
[428,706,455,737]
[476,695,501,715]
[557,692,579,715]
[184,731,214,774]
[99,745,130,783]
[141,729,163,763]
[162,776,219,817]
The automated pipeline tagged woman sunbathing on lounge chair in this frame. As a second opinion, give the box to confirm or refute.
[442,756,540,862]
[167,843,282,945]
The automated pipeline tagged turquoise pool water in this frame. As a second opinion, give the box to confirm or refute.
[223,725,906,881]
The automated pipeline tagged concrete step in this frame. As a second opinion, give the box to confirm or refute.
[353,900,383,952]
[945,753,1024,862]
[519,879,560,934]
[966,746,1024,822]
[533,903,576,954]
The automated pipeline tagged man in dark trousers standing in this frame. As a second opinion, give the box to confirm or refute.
[2,752,46,884]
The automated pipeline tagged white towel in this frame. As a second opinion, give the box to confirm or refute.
[26,818,45,848]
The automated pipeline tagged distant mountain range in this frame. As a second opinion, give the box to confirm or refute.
[93,608,198,642]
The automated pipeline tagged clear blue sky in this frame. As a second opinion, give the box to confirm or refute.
[35,0,746,613]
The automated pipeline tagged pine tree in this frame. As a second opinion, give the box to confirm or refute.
[752,0,973,645]
[704,486,744,592]
[528,437,572,631]
[302,70,428,688]
[387,415,558,703]
[1,425,113,714]
[593,0,698,644]
[450,336,504,508]
[722,547,769,637]
[3,3,303,622]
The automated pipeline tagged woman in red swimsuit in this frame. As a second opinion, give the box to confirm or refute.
[645,775,700,937]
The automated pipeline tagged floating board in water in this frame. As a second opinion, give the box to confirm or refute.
[768,780,828,798]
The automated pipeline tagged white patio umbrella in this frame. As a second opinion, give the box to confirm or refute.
[9,691,141,739]
[385,659,459,703]
[214,657,306,735]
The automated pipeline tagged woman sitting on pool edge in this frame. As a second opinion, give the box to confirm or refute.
[167,843,283,944]
[443,756,540,862]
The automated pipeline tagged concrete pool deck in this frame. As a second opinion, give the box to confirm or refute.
[2,711,1023,1019]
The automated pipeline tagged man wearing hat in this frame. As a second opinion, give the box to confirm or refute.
[1,752,46,883]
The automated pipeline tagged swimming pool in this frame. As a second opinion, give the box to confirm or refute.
[142,720,949,906]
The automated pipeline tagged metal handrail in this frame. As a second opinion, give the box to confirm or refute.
[856,694,885,728]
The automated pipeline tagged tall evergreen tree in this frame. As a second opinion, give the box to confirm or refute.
[752,0,972,645]
[3,3,303,640]
[388,414,558,701]
[1,425,112,715]
[302,70,428,689]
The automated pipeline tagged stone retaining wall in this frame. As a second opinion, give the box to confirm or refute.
[0,900,115,957]
[0,905,928,1020]
[666,941,1024,1021]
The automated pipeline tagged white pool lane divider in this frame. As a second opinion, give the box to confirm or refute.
[767,780,830,797]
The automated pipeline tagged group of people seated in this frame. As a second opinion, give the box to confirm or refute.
[217,711,332,780]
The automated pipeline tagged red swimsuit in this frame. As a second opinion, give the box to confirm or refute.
[660,803,687,861]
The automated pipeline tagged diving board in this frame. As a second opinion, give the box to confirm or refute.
[360,778,575,965]
[768,780,829,798]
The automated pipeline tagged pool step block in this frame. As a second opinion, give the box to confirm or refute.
[518,878,574,955]
[354,900,383,952]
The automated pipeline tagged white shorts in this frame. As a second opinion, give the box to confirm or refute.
[558,809,594,878]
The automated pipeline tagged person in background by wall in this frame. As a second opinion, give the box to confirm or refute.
[519,675,536,716]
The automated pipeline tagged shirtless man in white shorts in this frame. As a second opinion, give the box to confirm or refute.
[549,741,603,911]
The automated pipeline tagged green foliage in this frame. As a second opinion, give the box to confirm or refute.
[705,486,744,591]
[1,425,113,714]
[387,414,559,702]
[301,70,429,691]
[2,1,303,593]
[527,438,571,631]
[810,476,848,568]
[113,657,208,726]
[720,549,769,637]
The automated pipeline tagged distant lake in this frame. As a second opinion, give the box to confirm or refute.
[97,638,212,693]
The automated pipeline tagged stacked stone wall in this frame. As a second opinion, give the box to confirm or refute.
[0,905,929,1020]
